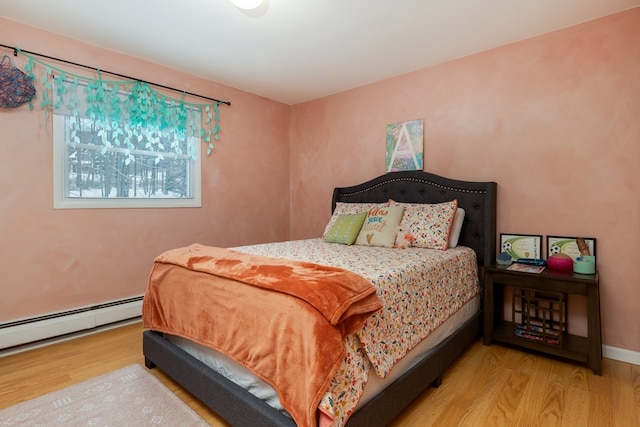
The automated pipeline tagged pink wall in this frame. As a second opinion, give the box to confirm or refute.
[0,18,291,322]
[290,9,640,352]
[2,9,638,355]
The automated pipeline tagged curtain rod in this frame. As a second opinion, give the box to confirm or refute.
[0,43,231,106]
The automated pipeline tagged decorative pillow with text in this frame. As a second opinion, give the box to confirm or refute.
[355,205,405,247]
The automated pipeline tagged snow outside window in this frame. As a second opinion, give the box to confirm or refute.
[52,113,201,209]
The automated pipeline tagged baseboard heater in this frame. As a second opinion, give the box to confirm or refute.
[0,296,143,351]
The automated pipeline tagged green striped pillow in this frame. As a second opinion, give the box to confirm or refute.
[324,212,367,245]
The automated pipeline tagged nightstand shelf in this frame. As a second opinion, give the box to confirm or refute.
[492,321,588,362]
[483,264,602,375]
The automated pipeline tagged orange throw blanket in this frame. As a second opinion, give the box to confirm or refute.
[142,244,381,427]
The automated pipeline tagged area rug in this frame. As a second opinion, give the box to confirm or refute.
[0,364,210,426]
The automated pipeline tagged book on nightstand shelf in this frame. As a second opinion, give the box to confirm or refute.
[514,325,560,345]
[507,263,545,273]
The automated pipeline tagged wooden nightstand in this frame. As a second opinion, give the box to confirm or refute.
[483,264,602,375]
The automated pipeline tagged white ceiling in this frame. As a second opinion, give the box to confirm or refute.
[1,0,638,105]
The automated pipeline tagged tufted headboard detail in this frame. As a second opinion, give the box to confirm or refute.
[332,170,497,266]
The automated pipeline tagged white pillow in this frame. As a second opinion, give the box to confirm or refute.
[448,208,465,248]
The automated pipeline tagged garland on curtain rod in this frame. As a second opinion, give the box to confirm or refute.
[15,47,224,158]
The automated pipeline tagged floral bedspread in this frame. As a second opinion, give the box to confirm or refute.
[234,238,479,426]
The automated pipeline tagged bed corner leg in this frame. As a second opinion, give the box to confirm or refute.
[144,357,156,369]
[432,375,443,388]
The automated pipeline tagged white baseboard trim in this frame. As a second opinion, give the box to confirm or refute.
[603,345,640,366]
[0,317,142,357]
[0,296,143,353]
[2,298,638,367]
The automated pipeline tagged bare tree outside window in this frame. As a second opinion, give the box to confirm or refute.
[53,114,201,209]
[52,79,201,209]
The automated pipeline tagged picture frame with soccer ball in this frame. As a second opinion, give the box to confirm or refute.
[546,236,596,262]
[499,233,542,261]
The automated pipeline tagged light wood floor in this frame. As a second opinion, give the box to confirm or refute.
[1,322,639,426]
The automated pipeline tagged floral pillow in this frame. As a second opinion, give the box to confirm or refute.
[322,202,388,238]
[355,205,405,247]
[390,199,458,250]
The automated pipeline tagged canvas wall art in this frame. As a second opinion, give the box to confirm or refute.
[385,118,423,172]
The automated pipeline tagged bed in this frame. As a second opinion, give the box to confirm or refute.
[142,170,497,427]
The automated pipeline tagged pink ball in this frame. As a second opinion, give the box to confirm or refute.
[547,253,573,271]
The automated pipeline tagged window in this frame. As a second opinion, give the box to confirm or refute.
[52,104,201,209]
[19,53,221,210]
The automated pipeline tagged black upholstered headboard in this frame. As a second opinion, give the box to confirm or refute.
[332,170,497,266]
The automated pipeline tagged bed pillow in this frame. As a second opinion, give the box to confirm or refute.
[323,212,367,245]
[322,202,388,238]
[390,199,458,250]
[448,207,465,248]
[355,205,405,247]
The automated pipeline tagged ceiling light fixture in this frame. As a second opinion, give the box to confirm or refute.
[229,0,264,10]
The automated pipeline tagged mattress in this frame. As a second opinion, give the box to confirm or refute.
[166,294,479,414]
[156,238,480,425]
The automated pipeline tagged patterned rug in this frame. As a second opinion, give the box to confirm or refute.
[0,364,209,426]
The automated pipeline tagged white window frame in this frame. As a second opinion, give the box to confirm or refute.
[52,114,202,209]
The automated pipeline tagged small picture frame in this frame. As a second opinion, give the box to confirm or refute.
[500,233,543,261]
[547,236,596,262]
